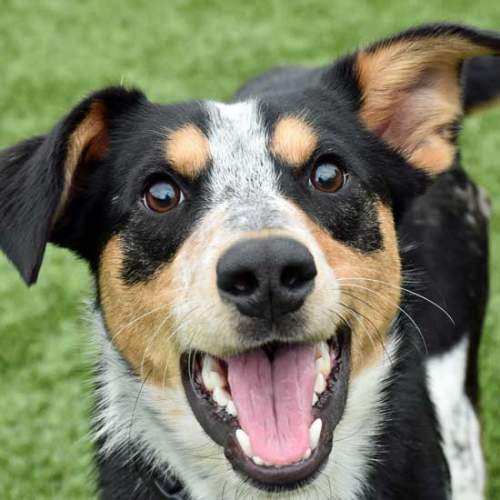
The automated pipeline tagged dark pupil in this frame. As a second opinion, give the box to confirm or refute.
[150,182,175,205]
[315,164,339,189]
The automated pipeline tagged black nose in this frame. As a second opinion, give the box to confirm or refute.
[216,237,317,320]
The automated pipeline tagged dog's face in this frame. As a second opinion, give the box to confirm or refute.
[96,95,404,488]
[1,24,499,497]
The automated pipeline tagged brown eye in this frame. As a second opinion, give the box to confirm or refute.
[143,178,182,213]
[310,161,346,193]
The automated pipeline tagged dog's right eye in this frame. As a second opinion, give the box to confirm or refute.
[310,158,347,193]
[143,178,182,213]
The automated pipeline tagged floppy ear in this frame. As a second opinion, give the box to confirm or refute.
[0,87,146,285]
[352,24,500,174]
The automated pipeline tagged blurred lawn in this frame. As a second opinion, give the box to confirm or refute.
[0,1,499,498]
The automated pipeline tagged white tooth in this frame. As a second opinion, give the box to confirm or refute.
[252,456,264,466]
[314,373,326,394]
[315,343,321,358]
[226,400,238,417]
[213,387,230,407]
[303,448,312,460]
[316,341,328,358]
[205,355,222,373]
[316,342,331,374]
[201,357,213,388]
[210,371,225,390]
[309,418,322,450]
[202,356,225,391]
[236,429,253,457]
[315,357,330,377]
[312,393,318,406]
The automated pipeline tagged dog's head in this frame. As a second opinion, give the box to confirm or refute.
[1,24,499,497]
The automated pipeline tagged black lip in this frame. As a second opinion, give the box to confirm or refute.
[180,326,351,491]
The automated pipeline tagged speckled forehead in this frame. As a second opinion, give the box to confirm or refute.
[205,100,279,205]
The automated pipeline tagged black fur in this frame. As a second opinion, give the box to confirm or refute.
[400,168,490,407]
[0,87,146,284]
[95,437,187,500]
[463,55,500,112]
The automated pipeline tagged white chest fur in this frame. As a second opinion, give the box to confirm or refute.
[426,337,485,500]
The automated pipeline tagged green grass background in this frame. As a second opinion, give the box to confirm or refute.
[0,0,499,498]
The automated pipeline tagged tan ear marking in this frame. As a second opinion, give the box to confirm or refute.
[356,35,492,174]
[165,124,210,178]
[270,116,318,168]
[55,101,108,220]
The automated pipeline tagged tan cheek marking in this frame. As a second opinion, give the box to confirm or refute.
[304,203,401,376]
[99,236,181,387]
[55,101,108,220]
[165,124,210,178]
[270,116,318,168]
[356,36,490,174]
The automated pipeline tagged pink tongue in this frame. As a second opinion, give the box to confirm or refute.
[226,344,316,465]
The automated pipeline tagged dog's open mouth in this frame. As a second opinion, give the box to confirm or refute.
[180,327,351,490]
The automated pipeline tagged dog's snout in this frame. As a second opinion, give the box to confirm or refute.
[216,237,317,320]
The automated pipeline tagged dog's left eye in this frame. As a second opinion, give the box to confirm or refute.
[143,178,182,213]
[310,159,346,193]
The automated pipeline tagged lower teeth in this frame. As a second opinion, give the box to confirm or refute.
[235,418,322,466]
[309,418,322,450]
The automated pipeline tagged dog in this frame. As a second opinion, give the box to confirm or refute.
[1,23,499,500]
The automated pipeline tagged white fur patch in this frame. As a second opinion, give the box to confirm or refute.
[207,101,276,204]
[426,337,485,500]
[93,311,397,500]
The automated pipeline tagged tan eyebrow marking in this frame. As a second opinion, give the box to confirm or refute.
[165,124,210,178]
[270,116,318,168]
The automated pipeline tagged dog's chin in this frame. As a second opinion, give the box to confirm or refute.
[180,326,351,492]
